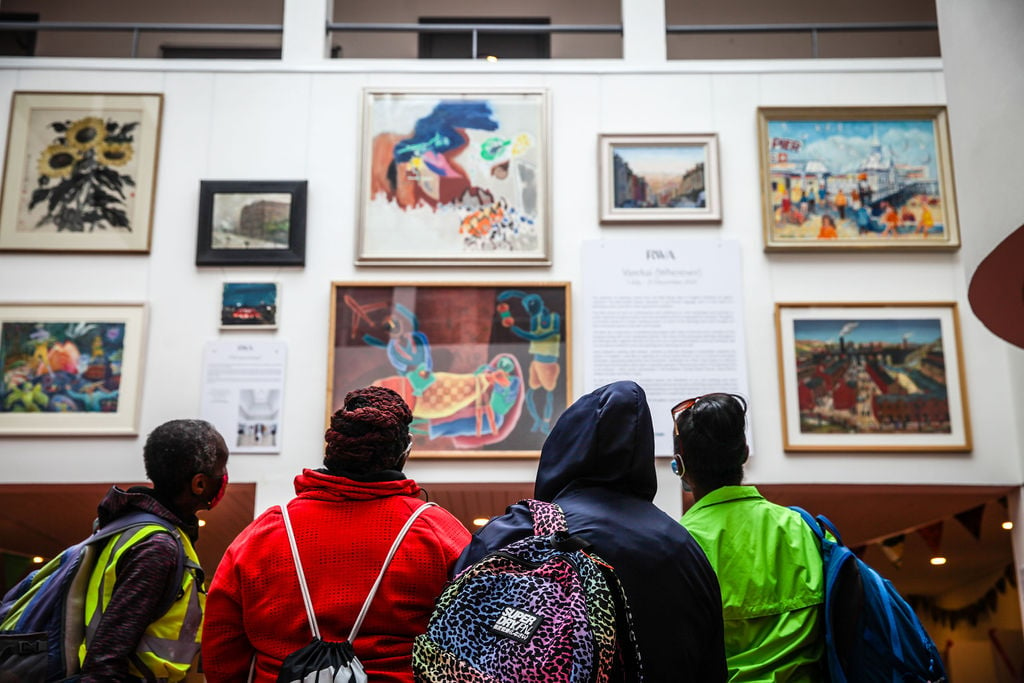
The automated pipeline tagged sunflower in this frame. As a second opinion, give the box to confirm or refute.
[66,116,107,150]
[37,144,80,178]
[97,141,133,167]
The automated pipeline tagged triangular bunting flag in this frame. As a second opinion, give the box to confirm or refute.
[998,496,1009,510]
[954,504,986,540]
[917,521,944,554]
[851,545,868,559]
[880,534,906,567]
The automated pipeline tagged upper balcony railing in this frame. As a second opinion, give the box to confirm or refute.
[0,18,939,60]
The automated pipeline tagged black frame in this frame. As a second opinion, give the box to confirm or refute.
[196,180,307,266]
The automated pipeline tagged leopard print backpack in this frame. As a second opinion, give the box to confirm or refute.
[413,499,641,682]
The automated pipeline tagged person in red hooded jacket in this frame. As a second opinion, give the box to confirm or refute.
[202,386,470,682]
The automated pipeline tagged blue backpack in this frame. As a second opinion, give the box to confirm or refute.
[791,507,947,683]
[0,511,185,682]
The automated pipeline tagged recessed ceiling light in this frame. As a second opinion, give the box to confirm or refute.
[485,55,498,63]
[472,517,489,527]
[198,519,207,527]
[32,556,44,564]
[1003,521,1014,530]
[930,557,947,566]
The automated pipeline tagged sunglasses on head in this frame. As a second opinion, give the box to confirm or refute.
[671,395,703,436]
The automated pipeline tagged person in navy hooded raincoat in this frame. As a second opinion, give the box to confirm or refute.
[454,380,727,682]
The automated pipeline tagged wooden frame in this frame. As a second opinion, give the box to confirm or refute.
[0,303,147,436]
[356,88,550,266]
[328,282,571,457]
[0,92,163,253]
[220,282,279,330]
[196,180,307,266]
[758,106,960,251]
[599,133,722,223]
[774,302,971,452]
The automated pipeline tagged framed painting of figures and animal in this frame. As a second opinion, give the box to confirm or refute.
[328,282,571,457]
[774,302,971,452]
[0,303,147,436]
[356,89,550,266]
[758,107,960,251]
[0,92,163,253]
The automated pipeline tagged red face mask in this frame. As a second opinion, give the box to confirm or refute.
[207,473,228,510]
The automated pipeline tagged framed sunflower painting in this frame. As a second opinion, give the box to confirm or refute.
[0,92,163,253]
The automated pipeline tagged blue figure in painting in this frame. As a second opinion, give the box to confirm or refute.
[393,101,499,168]
[854,202,883,235]
[497,290,561,434]
[363,303,435,395]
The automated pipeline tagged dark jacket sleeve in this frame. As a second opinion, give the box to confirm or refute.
[80,532,180,682]
[452,503,534,575]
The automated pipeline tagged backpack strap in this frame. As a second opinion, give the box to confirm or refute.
[789,506,822,539]
[279,501,438,643]
[349,502,437,642]
[790,506,847,548]
[815,514,845,546]
[522,499,568,535]
[90,512,187,616]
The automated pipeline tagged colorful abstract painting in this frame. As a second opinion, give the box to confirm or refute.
[357,90,549,265]
[0,304,146,435]
[758,107,959,251]
[329,283,570,456]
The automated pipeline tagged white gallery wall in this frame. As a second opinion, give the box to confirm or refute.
[0,8,1021,520]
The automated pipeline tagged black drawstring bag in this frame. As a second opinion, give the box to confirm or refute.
[274,502,437,683]
[278,637,365,683]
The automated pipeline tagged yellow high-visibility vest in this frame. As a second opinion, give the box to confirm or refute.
[79,522,205,682]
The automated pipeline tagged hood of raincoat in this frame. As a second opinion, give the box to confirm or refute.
[534,380,657,503]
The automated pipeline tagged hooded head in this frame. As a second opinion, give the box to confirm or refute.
[534,380,657,502]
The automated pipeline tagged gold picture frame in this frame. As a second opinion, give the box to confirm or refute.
[758,106,960,252]
[328,282,571,457]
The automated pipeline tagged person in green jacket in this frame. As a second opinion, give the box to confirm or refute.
[672,393,826,682]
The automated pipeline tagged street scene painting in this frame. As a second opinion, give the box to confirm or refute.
[0,304,146,435]
[599,134,721,223]
[196,180,306,266]
[220,282,278,329]
[775,303,970,452]
[758,107,959,251]
[210,192,292,250]
[357,89,550,265]
[329,283,570,457]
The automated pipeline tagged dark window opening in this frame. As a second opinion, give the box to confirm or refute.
[418,17,550,59]
[161,45,282,60]
[0,13,38,57]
